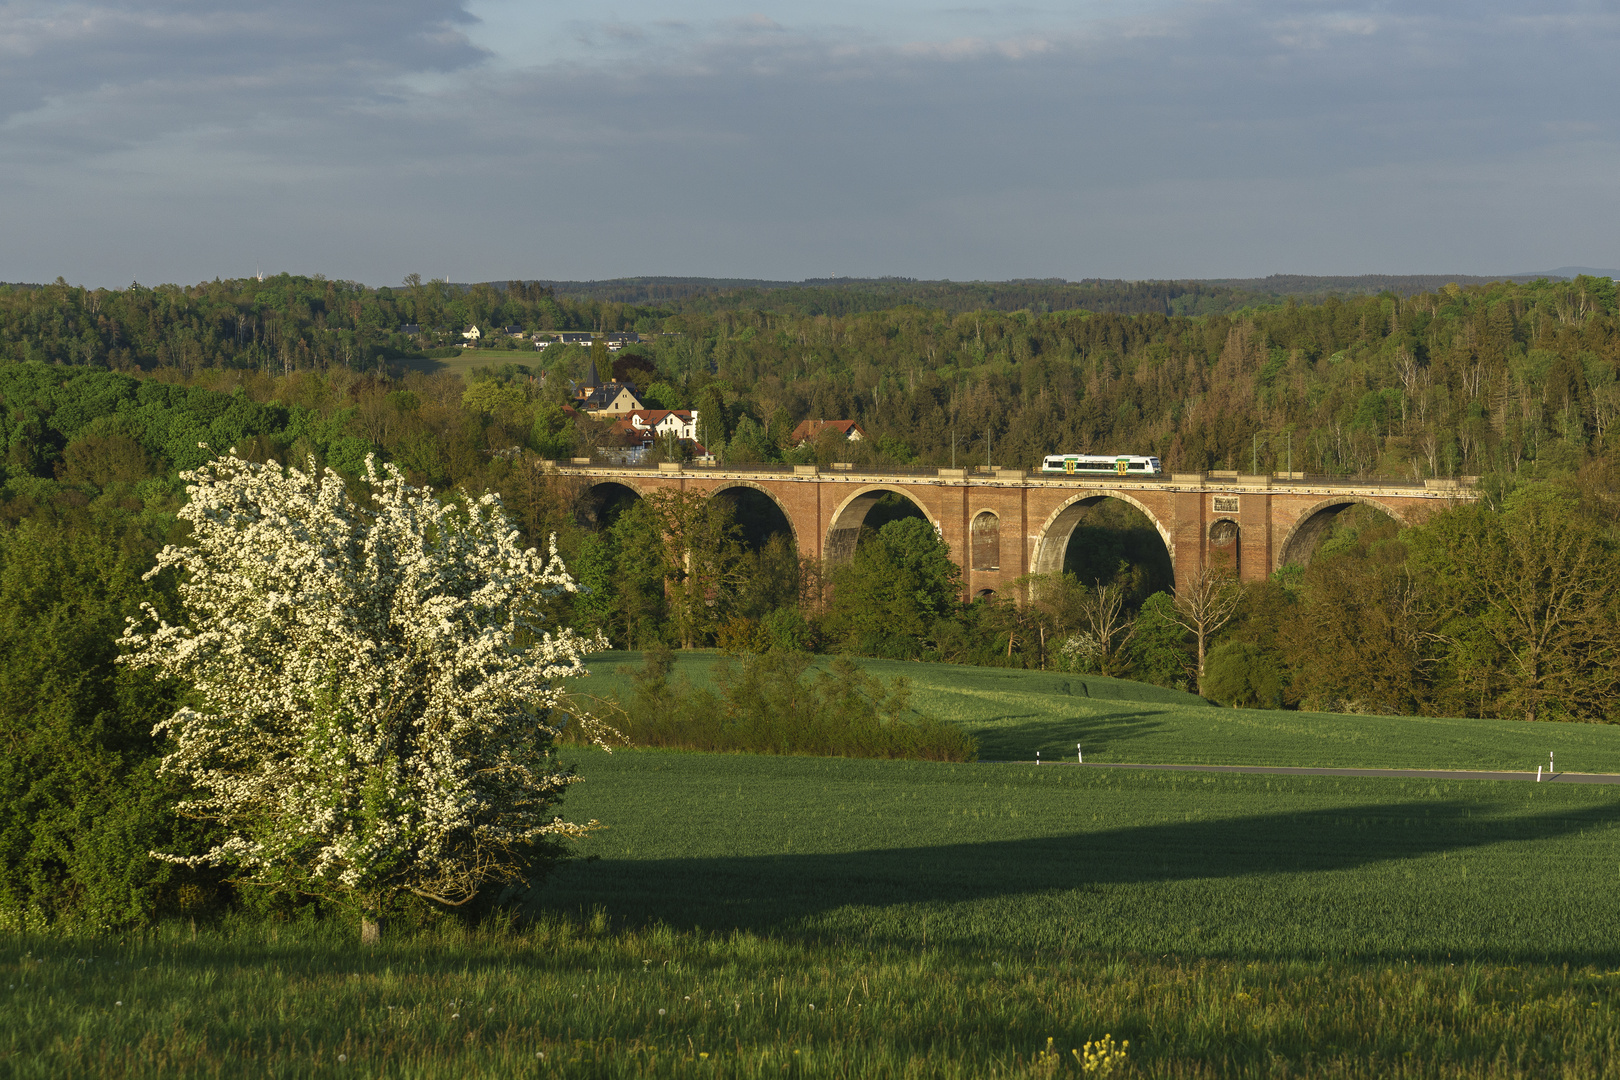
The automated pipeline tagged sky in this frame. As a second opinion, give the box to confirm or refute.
[1,0,1618,288]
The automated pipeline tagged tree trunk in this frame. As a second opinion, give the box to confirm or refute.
[1195,625,1208,695]
[361,916,381,946]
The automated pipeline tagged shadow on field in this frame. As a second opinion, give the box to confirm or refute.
[540,798,1620,959]
[971,706,1170,760]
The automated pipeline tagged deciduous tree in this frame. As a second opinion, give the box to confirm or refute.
[122,452,610,943]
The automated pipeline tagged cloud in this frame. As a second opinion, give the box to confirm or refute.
[0,0,486,146]
[1,0,1618,285]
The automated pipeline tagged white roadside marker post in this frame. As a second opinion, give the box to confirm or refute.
[1078,742,1083,764]
[1537,765,1542,782]
[1036,751,1040,766]
[1550,751,1555,778]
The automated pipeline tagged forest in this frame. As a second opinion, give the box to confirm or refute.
[3,272,1619,925]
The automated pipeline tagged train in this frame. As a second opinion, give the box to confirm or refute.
[1039,454,1162,477]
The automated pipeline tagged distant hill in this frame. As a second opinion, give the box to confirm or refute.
[1193,272,1610,298]
[522,271,1617,314]
[529,277,1255,317]
[1537,266,1620,280]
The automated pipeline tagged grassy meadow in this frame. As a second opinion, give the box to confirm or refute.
[579,650,1620,773]
[12,656,1620,1077]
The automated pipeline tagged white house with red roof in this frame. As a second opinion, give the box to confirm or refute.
[625,409,699,441]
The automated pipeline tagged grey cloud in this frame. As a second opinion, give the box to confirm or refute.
[0,0,485,135]
[2,0,1618,285]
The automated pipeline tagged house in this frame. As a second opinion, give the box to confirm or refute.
[576,381,644,417]
[398,324,421,336]
[604,418,707,463]
[601,420,658,464]
[558,332,594,345]
[625,409,699,442]
[461,325,482,341]
[505,326,526,338]
[790,419,867,446]
[604,333,641,351]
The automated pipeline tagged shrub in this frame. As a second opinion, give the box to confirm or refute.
[1202,641,1287,708]
[587,648,976,762]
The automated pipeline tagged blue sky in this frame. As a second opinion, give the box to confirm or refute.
[1,0,1617,288]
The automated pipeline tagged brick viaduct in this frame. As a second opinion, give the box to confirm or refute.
[553,462,1479,599]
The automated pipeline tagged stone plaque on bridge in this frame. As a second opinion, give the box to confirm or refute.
[1212,495,1240,513]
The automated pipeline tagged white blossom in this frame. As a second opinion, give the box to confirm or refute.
[121,452,610,914]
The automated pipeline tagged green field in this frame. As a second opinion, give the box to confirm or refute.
[548,749,1620,961]
[579,651,1620,773]
[11,751,1620,1078]
[13,660,1620,1077]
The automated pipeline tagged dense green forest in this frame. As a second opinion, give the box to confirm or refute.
[3,272,1619,926]
[5,271,1615,478]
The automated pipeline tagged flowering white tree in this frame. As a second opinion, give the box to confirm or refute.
[121,452,610,943]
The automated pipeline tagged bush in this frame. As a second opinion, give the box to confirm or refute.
[1122,591,1192,690]
[586,646,976,761]
[1202,641,1287,708]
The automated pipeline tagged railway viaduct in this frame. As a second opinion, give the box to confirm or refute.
[552,461,1479,599]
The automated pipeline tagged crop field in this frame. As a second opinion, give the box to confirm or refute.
[579,650,1620,773]
[548,749,1620,961]
[14,661,1620,1078]
[11,752,1620,1078]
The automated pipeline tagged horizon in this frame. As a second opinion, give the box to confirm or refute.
[5,268,1618,294]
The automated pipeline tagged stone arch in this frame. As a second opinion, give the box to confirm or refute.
[1277,497,1406,569]
[974,587,997,600]
[580,479,645,529]
[1030,491,1175,577]
[970,509,1001,570]
[823,485,939,566]
[706,480,802,552]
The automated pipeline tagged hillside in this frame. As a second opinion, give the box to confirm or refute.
[577,652,1620,772]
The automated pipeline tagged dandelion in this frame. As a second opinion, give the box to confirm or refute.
[337,1054,348,1063]
[808,1004,815,1010]
[658,1008,667,1015]
[700,1052,709,1059]
[115,1001,122,1007]
[537,1052,545,1060]
[451,1013,460,1019]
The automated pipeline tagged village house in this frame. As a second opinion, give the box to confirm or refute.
[789,419,867,446]
[625,408,700,442]
[576,381,644,417]
[602,416,708,464]
[460,325,482,341]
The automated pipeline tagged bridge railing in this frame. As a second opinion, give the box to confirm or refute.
[545,457,1470,490]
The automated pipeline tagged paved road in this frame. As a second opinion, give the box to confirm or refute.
[986,761,1620,785]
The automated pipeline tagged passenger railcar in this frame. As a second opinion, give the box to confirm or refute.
[1040,454,1162,476]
